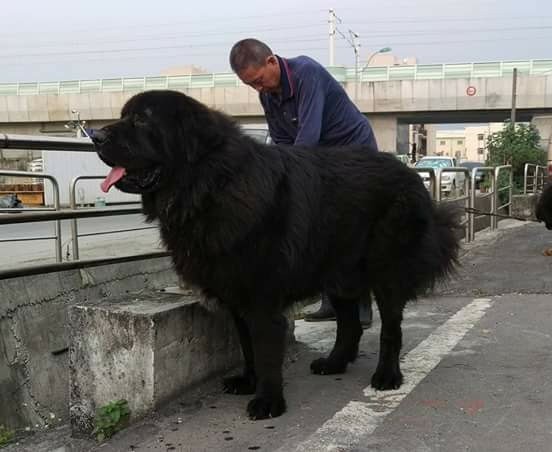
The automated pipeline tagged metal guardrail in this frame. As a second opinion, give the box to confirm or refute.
[437,167,471,240]
[413,167,437,199]
[414,165,512,243]
[1,134,158,272]
[0,132,516,277]
[1,59,552,96]
[468,167,496,242]
[1,133,93,151]
[0,170,63,261]
[523,163,547,194]
[69,175,153,260]
[494,166,513,230]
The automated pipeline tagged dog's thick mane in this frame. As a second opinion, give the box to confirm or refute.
[139,95,284,262]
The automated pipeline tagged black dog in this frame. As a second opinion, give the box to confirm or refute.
[92,90,460,420]
[536,183,552,229]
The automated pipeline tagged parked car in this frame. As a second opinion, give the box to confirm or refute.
[242,128,272,144]
[459,161,486,189]
[414,156,466,195]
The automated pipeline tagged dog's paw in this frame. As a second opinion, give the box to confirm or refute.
[310,357,348,375]
[246,395,286,420]
[222,375,256,395]
[371,367,403,390]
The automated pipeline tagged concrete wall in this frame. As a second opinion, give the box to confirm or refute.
[0,258,177,430]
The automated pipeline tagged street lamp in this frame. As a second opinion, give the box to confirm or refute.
[361,47,392,72]
[355,47,392,104]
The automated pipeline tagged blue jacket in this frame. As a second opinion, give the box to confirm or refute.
[259,55,378,152]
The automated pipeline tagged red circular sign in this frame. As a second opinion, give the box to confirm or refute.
[466,86,477,96]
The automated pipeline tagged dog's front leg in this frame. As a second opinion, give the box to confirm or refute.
[244,310,288,420]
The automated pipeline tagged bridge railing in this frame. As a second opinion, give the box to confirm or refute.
[1,59,552,96]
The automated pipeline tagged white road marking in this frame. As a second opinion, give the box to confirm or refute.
[291,298,493,452]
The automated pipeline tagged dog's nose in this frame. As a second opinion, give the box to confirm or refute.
[90,128,108,144]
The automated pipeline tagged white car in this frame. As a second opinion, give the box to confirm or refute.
[414,156,466,195]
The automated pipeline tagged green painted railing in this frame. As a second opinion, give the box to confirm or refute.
[1,59,551,96]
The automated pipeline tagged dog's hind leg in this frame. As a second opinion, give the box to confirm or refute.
[310,296,363,375]
[223,311,256,395]
[371,287,406,390]
[244,309,288,420]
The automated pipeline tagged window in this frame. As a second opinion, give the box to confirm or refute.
[457,140,463,145]
[439,140,446,145]
[477,134,485,140]
[477,147,484,155]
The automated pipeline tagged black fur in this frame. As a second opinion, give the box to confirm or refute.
[93,90,461,420]
[536,183,552,229]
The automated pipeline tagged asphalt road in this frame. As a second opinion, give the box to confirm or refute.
[0,213,162,269]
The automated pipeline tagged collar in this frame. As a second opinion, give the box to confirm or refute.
[276,55,294,100]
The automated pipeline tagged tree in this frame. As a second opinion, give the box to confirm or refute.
[486,122,546,190]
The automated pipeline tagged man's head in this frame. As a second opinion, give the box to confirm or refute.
[229,39,281,93]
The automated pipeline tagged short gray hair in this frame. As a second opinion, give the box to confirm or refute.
[229,39,273,73]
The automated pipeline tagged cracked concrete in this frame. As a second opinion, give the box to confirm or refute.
[0,257,177,431]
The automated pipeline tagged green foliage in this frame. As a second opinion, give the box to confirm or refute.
[486,122,546,190]
[0,425,15,448]
[93,399,131,442]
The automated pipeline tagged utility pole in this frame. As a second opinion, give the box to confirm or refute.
[510,67,518,126]
[328,9,336,66]
[351,30,360,102]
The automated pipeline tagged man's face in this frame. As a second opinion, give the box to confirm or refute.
[238,55,281,93]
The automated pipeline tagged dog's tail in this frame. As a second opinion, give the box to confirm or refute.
[428,202,462,283]
[369,189,461,299]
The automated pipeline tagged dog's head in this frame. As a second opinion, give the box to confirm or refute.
[92,90,219,194]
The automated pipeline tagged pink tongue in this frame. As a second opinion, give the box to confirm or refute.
[101,166,126,193]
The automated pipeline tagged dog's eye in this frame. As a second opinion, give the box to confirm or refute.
[133,114,149,128]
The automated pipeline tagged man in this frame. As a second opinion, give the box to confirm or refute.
[229,38,377,327]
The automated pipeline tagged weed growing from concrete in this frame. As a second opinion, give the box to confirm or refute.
[0,425,14,448]
[93,399,130,442]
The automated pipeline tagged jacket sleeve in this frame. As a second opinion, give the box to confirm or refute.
[293,72,325,146]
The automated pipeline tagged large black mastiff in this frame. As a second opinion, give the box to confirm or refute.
[92,90,460,420]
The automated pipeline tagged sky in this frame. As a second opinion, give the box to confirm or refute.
[1,0,551,83]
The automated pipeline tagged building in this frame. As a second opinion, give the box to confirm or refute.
[425,123,506,162]
[434,130,466,160]
[366,54,417,67]
[160,65,208,76]
[463,123,504,162]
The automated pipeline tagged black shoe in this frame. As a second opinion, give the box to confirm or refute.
[304,296,336,322]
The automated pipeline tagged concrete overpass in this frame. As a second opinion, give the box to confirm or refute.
[1,59,552,153]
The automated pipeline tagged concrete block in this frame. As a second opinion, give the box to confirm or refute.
[512,194,538,220]
[69,291,242,433]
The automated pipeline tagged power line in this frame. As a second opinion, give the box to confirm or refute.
[0,23,328,50]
